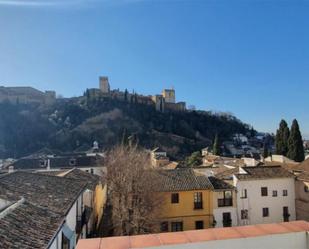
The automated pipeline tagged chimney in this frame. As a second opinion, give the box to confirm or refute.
[8,166,14,173]
[47,159,50,170]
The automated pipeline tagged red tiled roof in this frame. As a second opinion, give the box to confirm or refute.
[76,221,309,249]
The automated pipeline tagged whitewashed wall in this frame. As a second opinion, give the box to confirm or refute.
[142,232,308,249]
[234,176,296,226]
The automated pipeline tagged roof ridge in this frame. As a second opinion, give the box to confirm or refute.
[0,198,25,220]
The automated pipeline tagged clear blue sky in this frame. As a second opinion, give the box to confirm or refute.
[0,0,308,137]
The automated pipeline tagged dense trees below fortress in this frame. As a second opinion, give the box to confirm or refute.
[0,96,253,159]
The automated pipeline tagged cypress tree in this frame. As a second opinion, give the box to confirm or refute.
[263,143,269,158]
[275,119,290,156]
[213,134,221,156]
[124,89,128,102]
[287,119,305,162]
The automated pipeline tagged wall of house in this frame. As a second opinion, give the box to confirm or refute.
[234,177,296,226]
[295,179,309,221]
[66,202,78,232]
[49,230,62,249]
[159,190,213,231]
[212,191,238,227]
[140,232,308,249]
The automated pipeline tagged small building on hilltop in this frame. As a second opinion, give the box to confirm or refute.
[0,86,56,105]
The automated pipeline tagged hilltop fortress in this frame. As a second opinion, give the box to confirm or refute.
[0,77,186,112]
[86,76,186,112]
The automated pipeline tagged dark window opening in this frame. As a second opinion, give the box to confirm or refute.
[241,209,248,220]
[62,233,70,249]
[195,220,204,230]
[222,212,232,227]
[261,187,268,196]
[194,192,203,209]
[283,206,290,222]
[160,222,168,232]
[262,207,269,217]
[171,193,179,204]
[171,222,183,232]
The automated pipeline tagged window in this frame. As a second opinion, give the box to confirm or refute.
[283,190,288,196]
[241,209,248,220]
[39,160,46,167]
[240,189,247,199]
[272,190,278,197]
[160,222,168,232]
[62,233,70,249]
[262,208,269,217]
[171,222,183,232]
[261,187,268,196]
[171,193,179,204]
[218,191,233,207]
[69,158,76,166]
[222,212,232,227]
[283,206,290,222]
[305,186,309,193]
[195,220,204,230]
[194,192,203,209]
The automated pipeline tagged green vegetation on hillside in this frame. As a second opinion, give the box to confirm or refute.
[0,96,253,159]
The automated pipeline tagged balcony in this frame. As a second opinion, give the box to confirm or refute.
[218,198,233,207]
[194,202,203,210]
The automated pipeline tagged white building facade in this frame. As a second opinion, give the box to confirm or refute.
[233,166,296,226]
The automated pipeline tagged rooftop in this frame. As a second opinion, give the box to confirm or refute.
[157,168,233,192]
[0,171,86,249]
[297,171,309,182]
[10,154,101,171]
[295,158,309,172]
[0,200,63,249]
[76,221,309,249]
[0,171,86,215]
[63,168,103,190]
[235,166,294,180]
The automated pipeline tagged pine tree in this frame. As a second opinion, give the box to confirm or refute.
[275,119,290,156]
[213,134,221,156]
[287,119,304,162]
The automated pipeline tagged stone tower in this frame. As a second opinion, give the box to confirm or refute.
[162,89,175,103]
[99,76,110,93]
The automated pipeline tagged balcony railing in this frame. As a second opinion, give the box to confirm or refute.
[194,202,203,210]
[218,198,233,207]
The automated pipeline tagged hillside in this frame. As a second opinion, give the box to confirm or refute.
[0,96,253,159]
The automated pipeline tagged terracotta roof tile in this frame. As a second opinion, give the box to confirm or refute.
[158,231,189,245]
[77,221,309,249]
[100,236,130,249]
[184,229,216,242]
[75,238,101,249]
[129,234,162,248]
[157,169,213,192]
[213,227,243,240]
[235,166,294,180]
